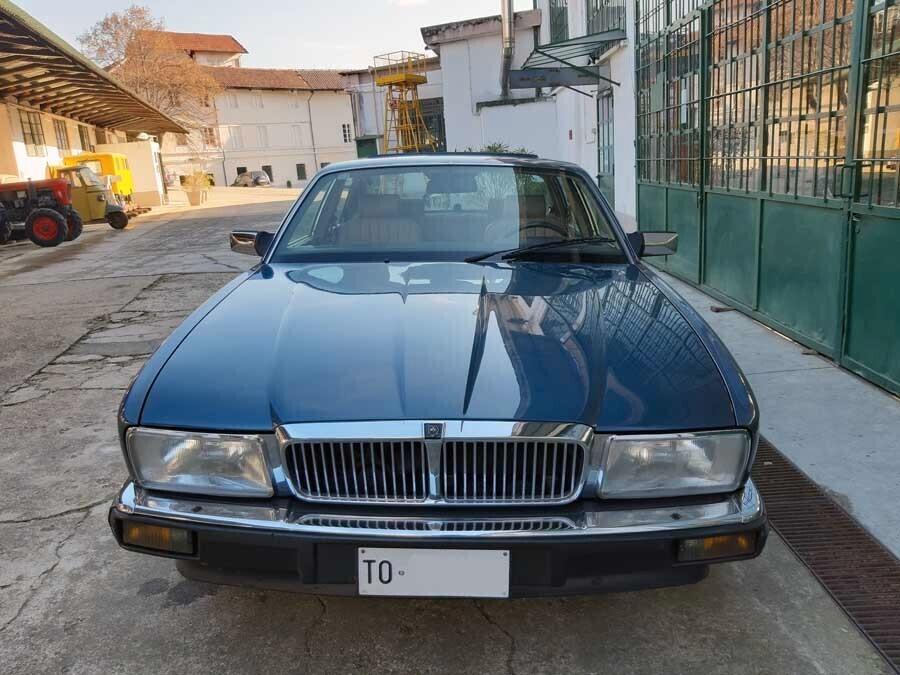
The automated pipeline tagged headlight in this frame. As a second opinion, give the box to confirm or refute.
[599,431,751,498]
[126,428,273,497]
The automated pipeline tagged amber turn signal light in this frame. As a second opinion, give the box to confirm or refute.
[677,533,757,562]
[122,522,194,555]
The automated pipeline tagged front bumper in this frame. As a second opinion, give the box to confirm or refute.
[109,480,767,597]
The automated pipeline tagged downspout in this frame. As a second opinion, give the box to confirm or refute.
[305,90,320,170]
[214,96,227,185]
[500,0,515,98]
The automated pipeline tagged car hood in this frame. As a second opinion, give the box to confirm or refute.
[139,261,735,432]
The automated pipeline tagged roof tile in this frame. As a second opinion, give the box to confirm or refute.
[202,66,346,91]
[142,30,248,54]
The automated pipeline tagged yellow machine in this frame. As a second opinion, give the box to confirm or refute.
[52,165,129,229]
[62,152,134,205]
[374,51,436,154]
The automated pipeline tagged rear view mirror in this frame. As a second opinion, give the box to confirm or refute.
[627,231,678,257]
[230,230,274,257]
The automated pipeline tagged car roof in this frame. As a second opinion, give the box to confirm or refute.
[317,153,587,175]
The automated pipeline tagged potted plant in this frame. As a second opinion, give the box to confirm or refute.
[183,169,210,206]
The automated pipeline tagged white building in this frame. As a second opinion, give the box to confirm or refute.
[342,57,445,156]
[155,32,357,188]
[421,2,636,230]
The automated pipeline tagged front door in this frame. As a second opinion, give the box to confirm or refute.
[842,0,900,393]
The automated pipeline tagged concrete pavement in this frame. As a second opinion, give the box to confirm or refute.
[0,191,892,674]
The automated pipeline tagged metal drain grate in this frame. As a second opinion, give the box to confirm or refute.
[753,438,900,672]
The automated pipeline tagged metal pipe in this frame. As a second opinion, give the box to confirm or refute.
[305,91,320,171]
[500,0,515,98]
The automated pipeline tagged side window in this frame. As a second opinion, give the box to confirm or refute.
[332,177,355,222]
[286,176,336,247]
[566,176,615,239]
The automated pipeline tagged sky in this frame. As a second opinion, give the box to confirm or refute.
[17,0,534,70]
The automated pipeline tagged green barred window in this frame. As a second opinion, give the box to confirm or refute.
[550,0,569,42]
[587,0,626,34]
[853,0,899,206]
[636,0,703,185]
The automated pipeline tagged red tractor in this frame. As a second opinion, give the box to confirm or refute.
[0,178,84,247]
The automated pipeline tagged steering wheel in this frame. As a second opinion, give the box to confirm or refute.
[520,220,571,238]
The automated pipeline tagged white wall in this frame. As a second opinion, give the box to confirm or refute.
[95,140,164,207]
[0,105,17,177]
[1,103,118,181]
[161,87,357,188]
[480,100,558,157]
[193,51,241,67]
[611,21,637,230]
[440,22,541,153]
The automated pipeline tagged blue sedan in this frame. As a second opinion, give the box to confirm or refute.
[109,154,765,598]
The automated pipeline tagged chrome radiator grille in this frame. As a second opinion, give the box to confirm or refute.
[442,440,584,504]
[285,441,429,503]
[281,431,588,506]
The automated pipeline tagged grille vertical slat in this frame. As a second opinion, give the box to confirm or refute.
[420,443,428,498]
[286,440,428,503]
[441,440,584,504]
[550,443,558,499]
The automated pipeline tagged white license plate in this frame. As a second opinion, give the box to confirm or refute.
[358,548,510,598]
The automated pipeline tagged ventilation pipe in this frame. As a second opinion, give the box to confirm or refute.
[500,0,515,98]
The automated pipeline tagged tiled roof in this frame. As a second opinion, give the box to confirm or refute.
[203,66,345,91]
[142,30,248,54]
[295,69,346,90]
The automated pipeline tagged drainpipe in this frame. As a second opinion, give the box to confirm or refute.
[500,0,515,98]
[305,91,320,171]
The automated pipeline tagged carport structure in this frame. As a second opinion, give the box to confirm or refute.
[0,0,184,134]
[635,0,900,397]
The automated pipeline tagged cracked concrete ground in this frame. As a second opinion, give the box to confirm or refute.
[0,194,892,674]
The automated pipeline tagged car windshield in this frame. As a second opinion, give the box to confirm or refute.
[269,164,623,263]
[77,167,103,187]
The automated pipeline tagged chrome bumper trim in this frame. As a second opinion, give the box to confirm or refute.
[112,479,763,539]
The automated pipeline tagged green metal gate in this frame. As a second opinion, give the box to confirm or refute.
[635,0,900,395]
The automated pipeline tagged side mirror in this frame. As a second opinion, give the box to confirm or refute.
[230,230,274,257]
[627,231,678,257]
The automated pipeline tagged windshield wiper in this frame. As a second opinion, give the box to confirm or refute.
[465,237,618,263]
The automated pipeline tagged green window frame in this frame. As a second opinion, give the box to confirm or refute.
[296,163,307,180]
[549,0,569,42]
[587,0,625,34]
[18,109,46,157]
[598,92,615,174]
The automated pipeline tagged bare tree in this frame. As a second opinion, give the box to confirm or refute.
[78,5,222,136]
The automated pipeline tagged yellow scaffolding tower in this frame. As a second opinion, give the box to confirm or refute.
[374,51,436,154]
